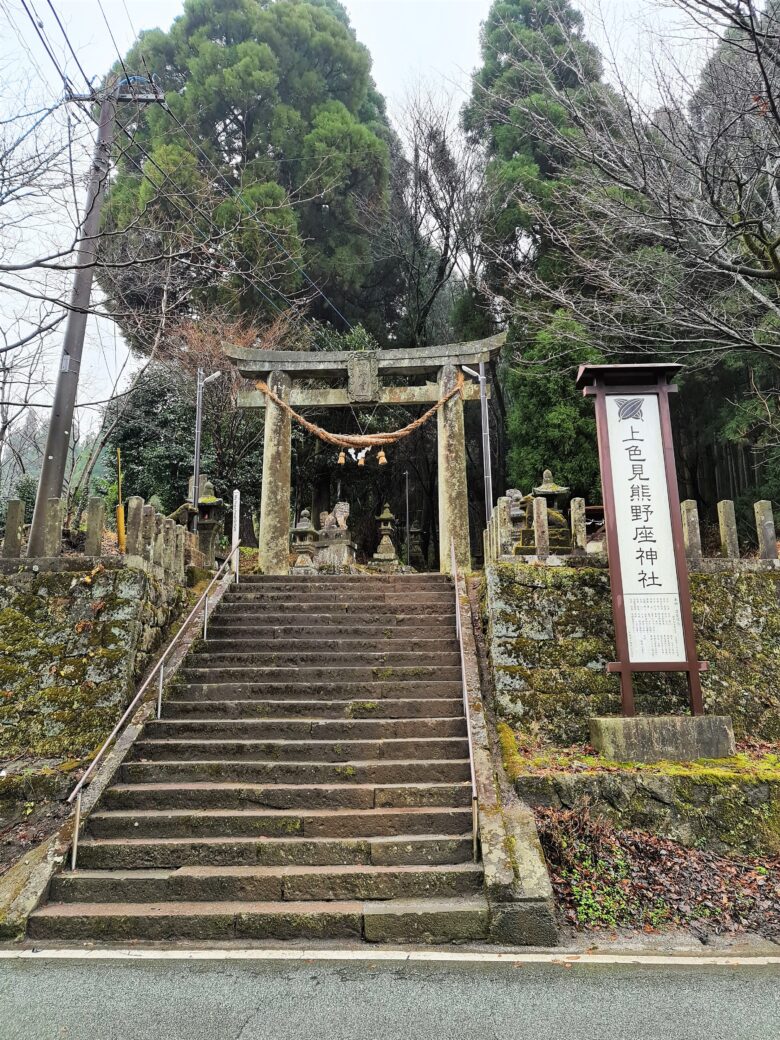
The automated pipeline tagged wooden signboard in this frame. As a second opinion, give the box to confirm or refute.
[576,363,706,716]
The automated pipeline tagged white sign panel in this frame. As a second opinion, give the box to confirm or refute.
[605,393,686,663]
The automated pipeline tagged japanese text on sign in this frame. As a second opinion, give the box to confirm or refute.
[605,393,686,663]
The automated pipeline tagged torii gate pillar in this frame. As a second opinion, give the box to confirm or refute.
[258,369,292,575]
[437,363,470,574]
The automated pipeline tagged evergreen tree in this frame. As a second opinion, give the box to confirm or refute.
[101,0,395,337]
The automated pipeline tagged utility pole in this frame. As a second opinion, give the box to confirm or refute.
[27,78,162,556]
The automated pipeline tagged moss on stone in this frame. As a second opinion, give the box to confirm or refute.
[485,562,780,744]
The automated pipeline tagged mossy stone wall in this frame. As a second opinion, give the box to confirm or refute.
[484,561,780,744]
[0,565,186,760]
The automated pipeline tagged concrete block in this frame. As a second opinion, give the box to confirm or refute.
[590,714,736,763]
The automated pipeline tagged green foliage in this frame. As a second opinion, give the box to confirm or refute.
[505,314,602,497]
[104,0,394,332]
[14,476,37,524]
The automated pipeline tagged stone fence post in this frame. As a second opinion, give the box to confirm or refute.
[84,497,106,557]
[533,497,549,559]
[43,498,64,557]
[681,500,702,566]
[2,500,24,559]
[570,497,586,553]
[141,505,155,563]
[755,500,778,560]
[717,500,739,559]
[126,496,145,557]
[496,497,512,557]
[153,514,165,568]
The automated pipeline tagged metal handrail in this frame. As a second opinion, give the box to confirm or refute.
[67,541,241,869]
[450,538,479,862]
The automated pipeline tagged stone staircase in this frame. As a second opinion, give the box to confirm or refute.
[29,574,489,943]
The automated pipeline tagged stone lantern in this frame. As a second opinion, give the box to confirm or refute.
[196,480,226,568]
[531,468,572,552]
[370,502,399,572]
[291,508,317,575]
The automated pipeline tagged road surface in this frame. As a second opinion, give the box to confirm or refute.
[1,951,777,1039]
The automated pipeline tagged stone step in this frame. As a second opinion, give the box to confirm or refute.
[146,718,466,741]
[187,651,460,669]
[197,637,460,654]
[51,863,484,904]
[172,681,463,701]
[179,666,463,684]
[87,806,473,840]
[163,697,465,720]
[72,833,475,869]
[235,575,452,586]
[120,758,471,786]
[130,737,469,762]
[103,781,473,812]
[206,619,456,636]
[221,592,454,606]
[214,604,455,619]
[28,896,489,943]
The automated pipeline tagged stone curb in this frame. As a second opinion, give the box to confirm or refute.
[456,574,558,945]
[0,570,235,941]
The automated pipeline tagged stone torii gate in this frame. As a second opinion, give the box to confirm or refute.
[224,334,505,575]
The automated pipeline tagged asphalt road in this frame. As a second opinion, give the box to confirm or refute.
[1,955,778,1040]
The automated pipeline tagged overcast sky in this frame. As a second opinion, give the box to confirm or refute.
[1,0,703,431]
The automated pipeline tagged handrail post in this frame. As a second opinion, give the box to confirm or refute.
[450,537,478,863]
[157,663,164,719]
[71,792,81,871]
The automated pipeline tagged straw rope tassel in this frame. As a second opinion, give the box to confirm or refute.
[254,370,465,450]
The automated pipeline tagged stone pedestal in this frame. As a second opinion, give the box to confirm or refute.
[590,715,736,764]
[314,529,356,570]
[258,369,292,575]
[437,364,470,574]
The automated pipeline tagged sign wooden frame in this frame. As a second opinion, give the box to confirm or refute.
[577,363,706,716]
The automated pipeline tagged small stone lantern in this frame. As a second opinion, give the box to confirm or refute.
[291,508,318,574]
[370,502,399,571]
[196,480,226,568]
[532,468,572,551]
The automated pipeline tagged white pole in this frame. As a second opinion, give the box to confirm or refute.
[232,489,241,582]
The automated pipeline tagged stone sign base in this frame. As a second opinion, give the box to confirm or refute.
[589,714,736,763]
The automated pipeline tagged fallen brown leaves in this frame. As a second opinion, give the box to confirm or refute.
[535,803,780,940]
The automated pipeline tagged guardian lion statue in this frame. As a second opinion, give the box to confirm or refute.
[319,501,350,531]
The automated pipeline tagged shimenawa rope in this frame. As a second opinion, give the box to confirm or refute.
[254,370,465,449]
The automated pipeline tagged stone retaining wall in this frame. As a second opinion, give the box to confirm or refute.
[0,561,187,761]
[484,561,780,744]
[512,768,780,857]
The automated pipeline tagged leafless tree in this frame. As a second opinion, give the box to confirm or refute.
[362,89,491,346]
[467,1,780,370]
